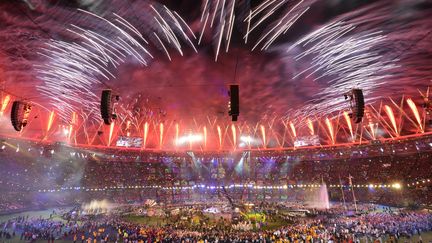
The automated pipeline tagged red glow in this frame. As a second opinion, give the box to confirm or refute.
[407,98,423,133]
[47,111,55,132]
[366,122,375,140]
[203,126,207,149]
[325,118,335,145]
[108,121,115,146]
[385,105,399,137]
[289,122,296,138]
[217,125,222,149]
[71,112,77,125]
[0,95,10,115]
[159,123,164,149]
[126,120,131,137]
[231,124,236,149]
[343,111,354,140]
[188,131,193,150]
[68,125,73,142]
[307,118,314,135]
[3,95,431,151]
[175,123,179,147]
[260,125,266,148]
[143,122,149,149]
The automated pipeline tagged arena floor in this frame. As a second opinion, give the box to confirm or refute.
[1,208,431,243]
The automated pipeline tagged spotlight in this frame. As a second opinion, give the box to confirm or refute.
[175,134,203,145]
[392,183,401,189]
[240,136,254,143]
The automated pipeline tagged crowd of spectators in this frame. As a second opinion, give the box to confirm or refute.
[0,135,431,212]
[1,205,431,242]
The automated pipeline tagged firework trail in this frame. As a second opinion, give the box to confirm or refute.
[245,0,316,51]
[198,0,246,61]
[34,2,196,122]
[279,0,431,123]
[287,22,397,118]
[198,0,314,59]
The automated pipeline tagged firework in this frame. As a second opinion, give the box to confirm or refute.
[407,98,423,133]
[325,118,335,145]
[46,111,55,132]
[159,123,164,149]
[384,105,399,137]
[246,0,315,51]
[260,124,266,148]
[0,95,11,115]
[199,0,247,61]
[35,3,196,123]
[343,111,354,140]
[143,122,149,149]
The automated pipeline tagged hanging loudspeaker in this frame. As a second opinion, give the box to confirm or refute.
[351,89,364,123]
[100,89,113,125]
[228,85,239,121]
[10,101,32,131]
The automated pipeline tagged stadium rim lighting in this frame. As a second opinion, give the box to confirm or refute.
[240,135,254,143]
[392,183,401,189]
[175,134,203,145]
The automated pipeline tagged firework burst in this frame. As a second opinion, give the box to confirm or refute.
[35,3,196,123]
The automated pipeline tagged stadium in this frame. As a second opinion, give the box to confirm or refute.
[0,0,432,242]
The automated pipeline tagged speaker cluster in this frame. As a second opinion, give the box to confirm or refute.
[11,101,32,131]
[228,85,240,121]
[345,88,365,124]
[100,89,119,125]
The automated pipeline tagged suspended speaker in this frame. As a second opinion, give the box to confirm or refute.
[100,89,113,125]
[228,85,239,121]
[351,89,364,123]
[10,101,32,131]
